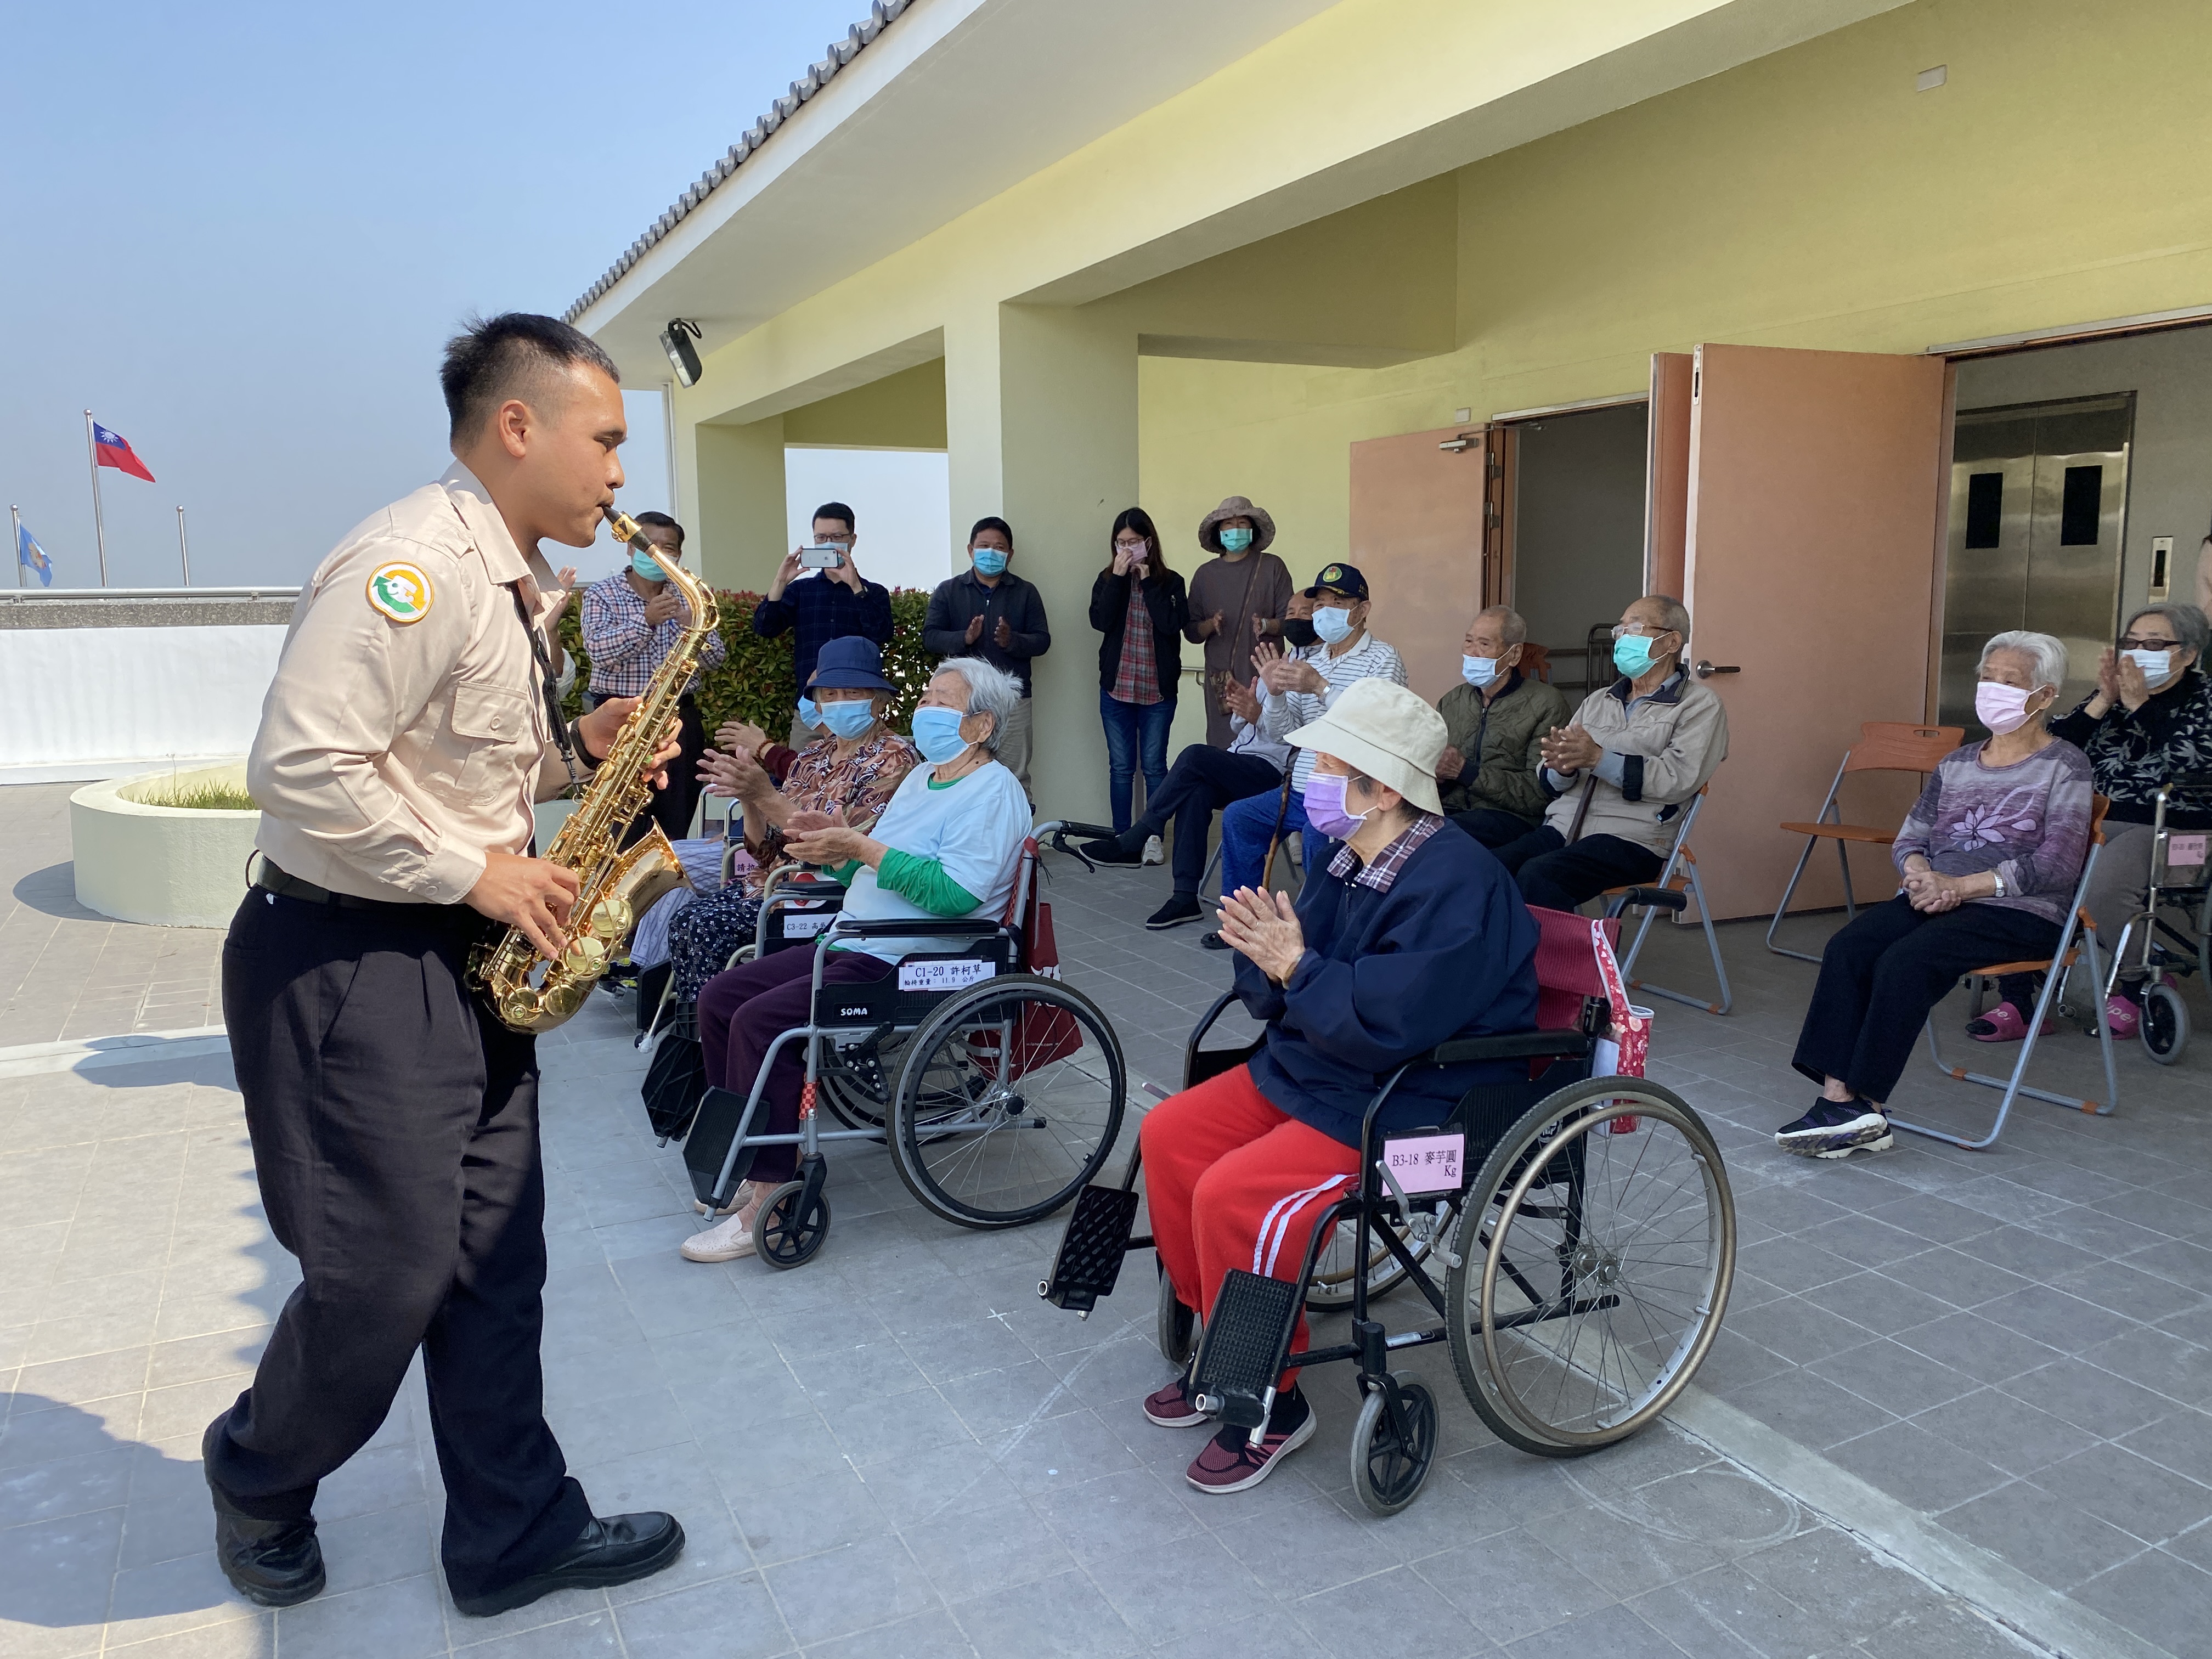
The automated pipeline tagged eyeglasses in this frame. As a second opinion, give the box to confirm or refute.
[1112,539,1149,552]
[2118,636,2179,651]
[1610,623,1675,640]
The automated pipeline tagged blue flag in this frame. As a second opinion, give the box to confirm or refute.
[16,520,53,587]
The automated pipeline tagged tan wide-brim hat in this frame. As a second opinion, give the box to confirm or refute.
[1287,678,1448,816]
[1197,495,1277,556]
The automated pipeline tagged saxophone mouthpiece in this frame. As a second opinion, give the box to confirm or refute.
[605,508,645,549]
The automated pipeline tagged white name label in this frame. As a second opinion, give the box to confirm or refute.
[781,911,834,938]
[898,957,997,993]
[1382,1132,1465,1195]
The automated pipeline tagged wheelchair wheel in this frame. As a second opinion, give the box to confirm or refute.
[2141,981,2190,1065]
[754,1180,831,1269]
[1157,1266,1198,1368]
[1446,1076,1734,1457]
[1305,1204,1450,1310]
[1350,1376,1438,1516]
[816,1032,912,1132]
[890,975,1126,1229]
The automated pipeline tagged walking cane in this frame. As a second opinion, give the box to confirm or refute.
[1257,766,1297,892]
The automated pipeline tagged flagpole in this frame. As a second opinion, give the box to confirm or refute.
[177,506,191,586]
[10,506,21,589]
[83,410,108,587]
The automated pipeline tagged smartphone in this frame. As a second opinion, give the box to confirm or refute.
[799,546,846,569]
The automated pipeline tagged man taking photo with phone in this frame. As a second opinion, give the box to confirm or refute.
[753,500,894,745]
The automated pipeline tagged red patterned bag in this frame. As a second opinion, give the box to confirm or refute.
[1589,917,1652,1131]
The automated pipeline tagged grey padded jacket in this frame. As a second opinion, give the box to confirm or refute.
[1540,673,1730,855]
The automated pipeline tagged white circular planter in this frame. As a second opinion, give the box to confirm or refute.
[71,761,260,928]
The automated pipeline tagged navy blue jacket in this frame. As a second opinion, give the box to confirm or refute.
[1233,823,1539,1149]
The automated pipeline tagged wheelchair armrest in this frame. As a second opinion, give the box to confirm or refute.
[1424,1030,1594,1064]
[825,918,1012,939]
[1612,885,1688,915]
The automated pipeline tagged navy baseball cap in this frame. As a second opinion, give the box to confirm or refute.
[806,635,897,692]
[1301,562,1369,601]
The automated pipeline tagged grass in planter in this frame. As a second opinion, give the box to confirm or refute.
[136,780,259,811]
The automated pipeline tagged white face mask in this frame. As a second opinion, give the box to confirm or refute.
[1312,607,1354,646]
[2124,647,2175,686]
[1462,653,1501,689]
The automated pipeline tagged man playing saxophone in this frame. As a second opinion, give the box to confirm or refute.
[203,313,686,1616]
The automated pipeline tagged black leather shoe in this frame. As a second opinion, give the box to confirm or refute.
[202,1420,325,1608]
[1200,929,1231,951]
[452,1513,685,1617]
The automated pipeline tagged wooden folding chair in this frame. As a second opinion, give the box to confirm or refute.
[1768,721,1962,963]
[1892,797,2119,1151]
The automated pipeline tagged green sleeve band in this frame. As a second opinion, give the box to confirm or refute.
[824,859,862,882]
[877,848,981,916]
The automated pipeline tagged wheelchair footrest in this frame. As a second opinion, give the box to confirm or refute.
[1189,1269,1301,1432]
[1040,1185,1142,1315]
[682,1086,760,1211]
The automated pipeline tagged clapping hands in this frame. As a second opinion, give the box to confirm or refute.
[1215,885,1306,984]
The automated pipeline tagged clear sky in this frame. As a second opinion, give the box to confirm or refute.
[1,0,895,591]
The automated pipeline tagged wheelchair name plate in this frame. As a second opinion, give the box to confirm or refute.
[2168,832,2207,868]
[1382,1132,1464,1194]
[897,957,997,993]
[781,910,834,939]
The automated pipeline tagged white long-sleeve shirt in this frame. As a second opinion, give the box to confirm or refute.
[1259,633,1408,792]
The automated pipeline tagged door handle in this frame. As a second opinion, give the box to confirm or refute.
[1693,661,1740,679]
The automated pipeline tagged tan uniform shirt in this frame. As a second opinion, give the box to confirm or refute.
[249,463,570,905]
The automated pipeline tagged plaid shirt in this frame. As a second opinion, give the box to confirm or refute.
[579,572,726,698]
[1327,811,1446,892]
[1108,579,1163,705]
[750,569,894,691]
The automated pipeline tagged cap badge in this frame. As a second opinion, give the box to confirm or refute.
[366,562,433,624]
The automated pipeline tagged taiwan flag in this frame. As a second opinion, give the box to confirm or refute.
[92,421,156,482]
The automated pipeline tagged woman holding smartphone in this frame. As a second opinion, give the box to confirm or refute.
[1091,507,1191,833]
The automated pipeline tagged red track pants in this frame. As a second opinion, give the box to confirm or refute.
[1139,1064,1360,1389]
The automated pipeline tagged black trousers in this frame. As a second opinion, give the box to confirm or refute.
[1130,743,1283,896]
[1489,824,1664,913]
[1449,806,1542,849]
[588,689,708,849]
[1792,894,2062,1103]
[206,891,589,1604]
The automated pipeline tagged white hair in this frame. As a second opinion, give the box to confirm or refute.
[1978,630,2068,692]
[933,657,1023,753]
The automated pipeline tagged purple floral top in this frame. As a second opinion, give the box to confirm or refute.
[1892,740,2094,925]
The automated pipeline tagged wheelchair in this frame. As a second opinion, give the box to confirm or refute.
[2103,772,2212,1065]
[681,837,1130,1267]
[1040,906,1737,1515]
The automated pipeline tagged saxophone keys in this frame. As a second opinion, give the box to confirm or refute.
[562,935,610,975]
[588,898,632,940]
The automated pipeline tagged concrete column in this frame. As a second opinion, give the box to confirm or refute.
[943,302,1138,820]
[690,414,787,592]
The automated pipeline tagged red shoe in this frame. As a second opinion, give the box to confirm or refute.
[1185,1389,1314,1493]
[1142,1380,1208,1429]
[1966,1002,2056,1043]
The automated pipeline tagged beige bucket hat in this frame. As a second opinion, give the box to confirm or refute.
[1286,678,1448,816]
[1197,495,1277,556]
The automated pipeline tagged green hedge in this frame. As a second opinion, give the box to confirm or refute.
[560,586,938,737]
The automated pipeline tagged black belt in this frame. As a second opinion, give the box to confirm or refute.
[255,858,472,924]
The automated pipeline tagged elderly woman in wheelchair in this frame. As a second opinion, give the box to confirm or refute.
[680,657,1033,1262]
[1133,680,1542,1492]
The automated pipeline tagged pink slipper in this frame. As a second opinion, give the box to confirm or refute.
[1966,1002,2056,1043]
[2101,995,2140,1040]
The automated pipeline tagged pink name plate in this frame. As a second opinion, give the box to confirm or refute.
[1382,1132,1465,1195]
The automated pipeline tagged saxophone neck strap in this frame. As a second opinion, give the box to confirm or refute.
[509,583,587,787]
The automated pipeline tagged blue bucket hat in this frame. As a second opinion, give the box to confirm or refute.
[806,635,897,693]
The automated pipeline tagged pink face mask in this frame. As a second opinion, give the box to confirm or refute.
[1304,771,1373,839]
[1974,681,2045,735]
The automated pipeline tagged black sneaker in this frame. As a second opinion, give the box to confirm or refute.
[204,1419,325,1608]
[1199,930,1231,952]
[1146,895,1204,930]
[1775,1098,1892,1159]
[1077,836,1146,867]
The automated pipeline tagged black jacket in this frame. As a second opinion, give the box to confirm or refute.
[2050,669,2212,828]
[922,568,1052,696]
[1089,567,1190,693]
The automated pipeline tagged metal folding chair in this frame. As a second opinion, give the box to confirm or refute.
[1604,788,1732,1015]
[1892,797,2119,1151]
[1768,721,1962,962]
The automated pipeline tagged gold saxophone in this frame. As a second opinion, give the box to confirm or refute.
[471,510,719,1032]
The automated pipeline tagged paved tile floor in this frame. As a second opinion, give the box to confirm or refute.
[3,803,2210,1658]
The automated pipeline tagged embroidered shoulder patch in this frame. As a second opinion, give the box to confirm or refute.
[366,561,434,624]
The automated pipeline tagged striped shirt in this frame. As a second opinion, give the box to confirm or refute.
[1258,633,1409,791]
[580,571,727,698]
[1109,580,1163,705]
[1328,811,1446,891]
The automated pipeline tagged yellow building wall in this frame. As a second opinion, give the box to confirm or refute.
[1138,0,2212,579]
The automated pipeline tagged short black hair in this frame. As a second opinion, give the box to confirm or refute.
[812,501,856,533]
[969,516,1013,547]
[633,510,684,549]
[441,312,620,444]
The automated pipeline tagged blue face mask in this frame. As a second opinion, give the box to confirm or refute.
[1462,653,1501,689]
[797,697,821,731]
[1612,631,1671,679]
[1219,527,1255,553]
[816,698,876,740]
[1312,606,1354,646]
[631,550,667,582]
[910,705,971,764]
[971,547,1008,577]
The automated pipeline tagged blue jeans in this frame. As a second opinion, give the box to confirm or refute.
[1219,787,1329,895]
[1099,691,1176,832]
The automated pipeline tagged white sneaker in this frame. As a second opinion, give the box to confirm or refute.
[1143,835,1165,866]
[681,1204,760,1262]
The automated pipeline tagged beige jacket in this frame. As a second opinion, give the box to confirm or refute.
[1541,673,1729,855]
[249,464,569,905]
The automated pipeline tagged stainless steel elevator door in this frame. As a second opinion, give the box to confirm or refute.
[1941,393,2131,731]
